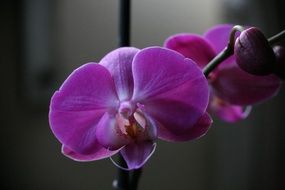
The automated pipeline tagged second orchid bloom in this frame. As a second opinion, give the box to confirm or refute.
[165,24,281,123]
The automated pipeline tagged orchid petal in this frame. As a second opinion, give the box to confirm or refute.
[96,113,131,151]
[211,64,281,105]
[132,47,209,134]
[120,141,156,170]
[100,47,140,101]
[155,113,212,142]
[51,63,119,111]
[62,145,118,162]
[209,96,252,122]
[49,63,119,154]
[204,24,234,53]
[164,33,216,68]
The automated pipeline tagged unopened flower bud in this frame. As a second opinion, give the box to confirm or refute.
[273,45,285,79]
[234,27,275,75]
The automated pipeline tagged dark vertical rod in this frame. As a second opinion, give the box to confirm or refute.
[129,168,142,190]
[115,0,131,190]
[116,1,143,189]
[116,156,129,190]
[119,0,131,46]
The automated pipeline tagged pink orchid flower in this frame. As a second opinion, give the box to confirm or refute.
[49,47,212,170]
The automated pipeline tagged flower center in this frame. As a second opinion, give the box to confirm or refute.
[117,101,146,138]
[118,101,134,118]
[212,96,227,107]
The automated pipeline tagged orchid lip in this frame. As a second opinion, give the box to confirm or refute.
[110,142,157,170]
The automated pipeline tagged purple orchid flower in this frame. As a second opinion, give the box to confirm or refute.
[165,24,281,123]
[49,47,212,170]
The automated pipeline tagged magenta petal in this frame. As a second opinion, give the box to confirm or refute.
[49,63,119,154]
[164,33,216,68]
[50,109,105,154]
[210,97,252,123]
[204,24,234,53]
[132,47,209,134]
[211,65,281,105]
[120,141,156,170]
[51,63,119,111]
[100,47,140,101]
[155,113,212,142]
[96,113,131,151]
[62,145,118,162]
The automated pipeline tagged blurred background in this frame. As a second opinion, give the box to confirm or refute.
[1,0,284,189]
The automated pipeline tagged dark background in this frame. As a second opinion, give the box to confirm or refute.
[1,0,284,189]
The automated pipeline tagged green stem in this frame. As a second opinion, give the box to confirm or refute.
[202,47,233,77]
[228,25,244,46]
[268,29,285,45]
[203,25,244,77]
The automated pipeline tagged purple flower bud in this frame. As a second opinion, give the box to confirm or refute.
[273,45,285,79]
[234,27,275,75]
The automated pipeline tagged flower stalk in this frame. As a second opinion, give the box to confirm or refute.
[203,25,244,77]
[114,156,130,190]
[129,168,143,190]
[117,0,131,189]
[202,45,232,77]
[268,30,285,45]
